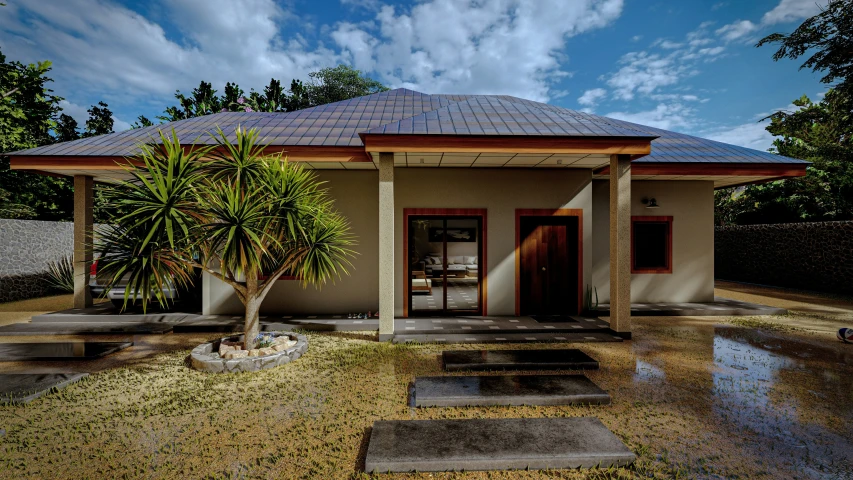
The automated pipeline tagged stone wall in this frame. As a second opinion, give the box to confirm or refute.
[715,221,853,294]
[0,220,75,303]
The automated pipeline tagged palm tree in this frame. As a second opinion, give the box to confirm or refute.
[96,127,355,349]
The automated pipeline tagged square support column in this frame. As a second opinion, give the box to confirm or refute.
[609,154,631,337]
[378,153,395,340]
[73,175,94,309]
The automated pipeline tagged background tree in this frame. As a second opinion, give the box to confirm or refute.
[96,128,355,349]
[301,65,388,107]
[131,115,154,129]
[83,101,114,137]
[54,113,80,142]
[715,0,853,225]
[0,48,72,220]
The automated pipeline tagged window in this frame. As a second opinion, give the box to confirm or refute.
[631,216,672,274]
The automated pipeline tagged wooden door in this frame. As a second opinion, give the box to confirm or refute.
[519,217,579,315]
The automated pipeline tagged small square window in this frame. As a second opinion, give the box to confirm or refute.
[631,216,673,274]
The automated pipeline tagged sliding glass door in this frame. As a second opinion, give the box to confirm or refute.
[408,215,482,316]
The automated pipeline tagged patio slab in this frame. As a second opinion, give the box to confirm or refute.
[395,332,622,344]
[364,417,635,472]
[0,342,132,361]
[0,322,173,335]
[0,373,89,404]
[443,348,600,371]
[413,374,610,407]
[596,297,786,316]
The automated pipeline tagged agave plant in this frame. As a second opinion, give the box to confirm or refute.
[45,255,74,293]
[96,127,356,349]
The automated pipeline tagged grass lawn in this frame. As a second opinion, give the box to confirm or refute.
[0,286,852,479]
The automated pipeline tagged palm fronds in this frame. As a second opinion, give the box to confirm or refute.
[45,255,74,293]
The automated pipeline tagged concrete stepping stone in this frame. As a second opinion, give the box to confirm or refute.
[0,342,132,361]
[0,322,172,335]
[414,374,610,407]
[365,417,635,472]
[443,349,599,371]
[0,373,89,404]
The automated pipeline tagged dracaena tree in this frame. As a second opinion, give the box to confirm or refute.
[96,127,356,349]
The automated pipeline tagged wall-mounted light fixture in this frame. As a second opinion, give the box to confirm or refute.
[641,197,660,209]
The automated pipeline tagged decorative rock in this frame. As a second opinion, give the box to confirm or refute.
[224,350,248,360]
[190,332,308,373]
[219,344,236,356]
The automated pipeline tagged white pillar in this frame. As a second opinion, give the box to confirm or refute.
[609,154,631,337]
[378,153,395,340]
[73,175,94,309]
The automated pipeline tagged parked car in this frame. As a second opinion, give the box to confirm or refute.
[89,260,202,311]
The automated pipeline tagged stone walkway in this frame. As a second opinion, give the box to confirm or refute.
[596,296,786,316]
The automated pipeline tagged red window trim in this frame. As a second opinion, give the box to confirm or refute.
[631,216,673,274]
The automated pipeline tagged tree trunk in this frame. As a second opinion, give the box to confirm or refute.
[244,297,261,350]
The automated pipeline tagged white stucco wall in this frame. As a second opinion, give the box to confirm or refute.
[591,179,715,303]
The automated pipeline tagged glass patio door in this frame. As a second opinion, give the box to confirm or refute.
[408,216,482,316]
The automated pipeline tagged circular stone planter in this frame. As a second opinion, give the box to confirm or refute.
[190,332,308,373]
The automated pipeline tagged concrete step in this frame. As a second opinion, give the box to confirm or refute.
[0,322,173,335]
[0,373,89,404]
[0,342,132,361]
[365,417,635,472]
[394,333,623,345]
[443,349,600,371]
[414,374,610,407]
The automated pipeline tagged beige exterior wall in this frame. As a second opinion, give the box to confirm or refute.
[591,179,715,303]
[204,171,380,315]
[203,170,715,315]
[394,168,593,316]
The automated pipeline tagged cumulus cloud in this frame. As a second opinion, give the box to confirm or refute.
[578,88,607,107]
[715,20,758,42]
[0,0,341,102]
[702,120,775,151]
[331,0,625,101]
[715,0,826,43]
[605,103,696,131]
[58,100,132,133]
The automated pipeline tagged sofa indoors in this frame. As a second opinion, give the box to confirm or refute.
[423,255,478,277]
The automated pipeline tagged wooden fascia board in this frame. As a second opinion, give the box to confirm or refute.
[360,134,653,155]
[9,156,140,170]
[593,163,808,177]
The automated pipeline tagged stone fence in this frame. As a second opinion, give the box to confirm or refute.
[715,220,853,294]
[0,219,94,303]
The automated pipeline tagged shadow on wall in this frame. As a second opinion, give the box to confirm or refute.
[715,221,853,295]
[0,273,53,303]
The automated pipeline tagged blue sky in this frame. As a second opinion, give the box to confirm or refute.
[0,0,828,150]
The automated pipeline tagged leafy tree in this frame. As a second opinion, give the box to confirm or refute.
[131,115,154,129]
[757,0,853,96]
[54,113,80,142]
[0,48,72,220]
[716,1,853,225]
[96,127,355,349]
[83,101,114,137]
[300,65,388,107]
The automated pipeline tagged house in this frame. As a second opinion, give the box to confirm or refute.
[8,88,807,339]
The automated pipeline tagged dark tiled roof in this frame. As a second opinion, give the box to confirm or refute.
[8,88,805,165]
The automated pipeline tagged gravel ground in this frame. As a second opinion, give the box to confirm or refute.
[0,284,851,479]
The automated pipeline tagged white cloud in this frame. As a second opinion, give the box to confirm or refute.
[605,51,691,101]
[0,0,341,103]
[630,35,643,42]
[762,0,825,24]
[58,100,132,133]
[702,120,774,151]
[606,103,696,131]
[715,0,827,43]
[578,88,607,106]
[331,0,624,101]
[715,20,758,42]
